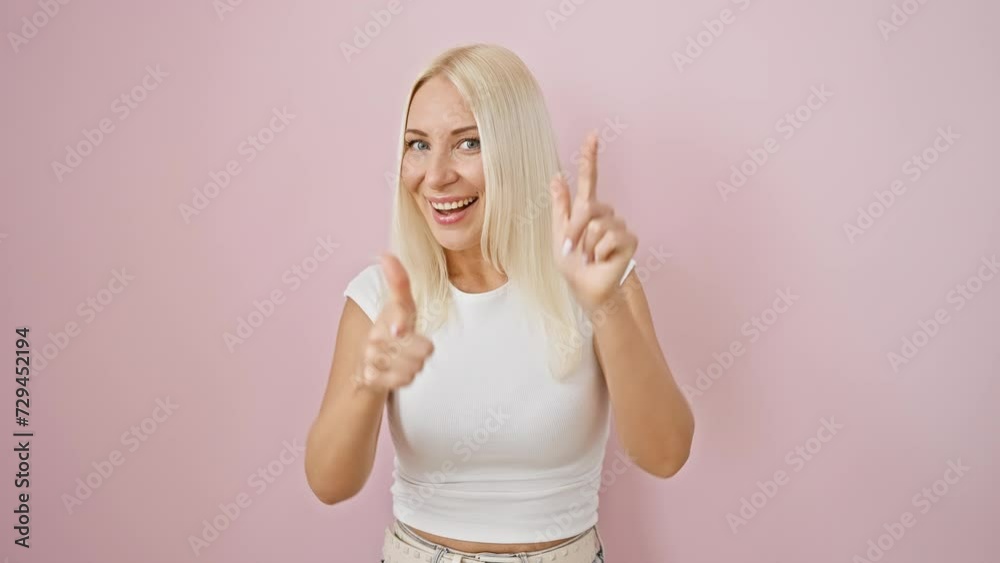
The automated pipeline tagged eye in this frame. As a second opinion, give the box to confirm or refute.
[458,137,480,151]
[406,139,429,151]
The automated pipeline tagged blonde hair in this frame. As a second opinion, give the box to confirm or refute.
[389,43,585,380]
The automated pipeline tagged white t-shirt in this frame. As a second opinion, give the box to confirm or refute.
[343,258,636,543]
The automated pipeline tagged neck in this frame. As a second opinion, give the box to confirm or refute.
[444,246,507,292]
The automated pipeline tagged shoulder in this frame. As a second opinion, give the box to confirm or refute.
[342,263,388,322]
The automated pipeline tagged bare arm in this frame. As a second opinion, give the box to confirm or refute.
[305,298,388,504]
[305,254,433,504]
[594,270,695,478]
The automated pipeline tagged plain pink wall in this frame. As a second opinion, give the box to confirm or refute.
[2,0,997,561]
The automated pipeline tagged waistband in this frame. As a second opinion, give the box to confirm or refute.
[383,519,603,563]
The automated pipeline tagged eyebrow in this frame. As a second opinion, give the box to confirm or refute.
[405,125,478,136]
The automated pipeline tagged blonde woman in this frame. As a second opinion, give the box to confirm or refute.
[305,44,694,563]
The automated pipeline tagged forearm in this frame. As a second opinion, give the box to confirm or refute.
[592,292,694,477]
[305,382,388,503]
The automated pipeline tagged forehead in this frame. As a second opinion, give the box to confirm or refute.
[406,75,475,132]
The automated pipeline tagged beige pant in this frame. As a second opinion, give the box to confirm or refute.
[381,519,605,563]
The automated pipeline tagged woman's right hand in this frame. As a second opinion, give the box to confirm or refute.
[354,253,435,391]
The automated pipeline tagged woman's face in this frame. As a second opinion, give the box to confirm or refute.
[402,75,485,252]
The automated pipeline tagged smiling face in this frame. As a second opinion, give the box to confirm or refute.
[401,75,485,252]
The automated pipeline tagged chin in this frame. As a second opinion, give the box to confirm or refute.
[423,220,479,251]
[430,230,480,252]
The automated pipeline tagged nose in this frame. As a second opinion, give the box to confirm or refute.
[423,147,458,191]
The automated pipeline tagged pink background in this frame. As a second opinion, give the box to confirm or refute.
[2,0,997,561]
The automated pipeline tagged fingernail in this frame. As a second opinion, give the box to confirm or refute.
[561,238,573,256]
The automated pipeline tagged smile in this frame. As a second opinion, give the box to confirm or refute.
[429,196,479,225]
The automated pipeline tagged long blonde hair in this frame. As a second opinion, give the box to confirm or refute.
[390,43,584,380]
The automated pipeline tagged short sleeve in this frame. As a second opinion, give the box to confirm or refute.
[343,264,387,322]
[619,258,637,286]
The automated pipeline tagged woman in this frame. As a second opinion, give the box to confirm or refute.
[305,44,695,563]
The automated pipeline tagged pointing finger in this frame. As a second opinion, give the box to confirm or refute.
[577,131,599,203]
[379,253,416,336]
[550,172,571,253]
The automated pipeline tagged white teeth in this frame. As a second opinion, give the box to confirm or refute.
[430,197,477,211]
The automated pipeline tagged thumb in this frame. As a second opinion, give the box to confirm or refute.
[550,172,570,249]
[380,253,416,336]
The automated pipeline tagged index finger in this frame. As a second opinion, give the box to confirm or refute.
[379,253,416,333]
[577,130,599,202]
[380,253,414,306]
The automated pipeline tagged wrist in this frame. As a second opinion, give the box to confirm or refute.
[350,370,390,402]
[583,286,626,322]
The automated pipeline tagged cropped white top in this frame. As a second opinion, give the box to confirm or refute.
[343,259,636,543]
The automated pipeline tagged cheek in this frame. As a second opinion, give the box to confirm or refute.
[458,159,485,193]
[400,160,422,193]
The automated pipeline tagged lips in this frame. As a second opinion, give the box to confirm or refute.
[429,196,478,225]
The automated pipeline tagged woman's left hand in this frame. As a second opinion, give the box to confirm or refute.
[550,131,638,314]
